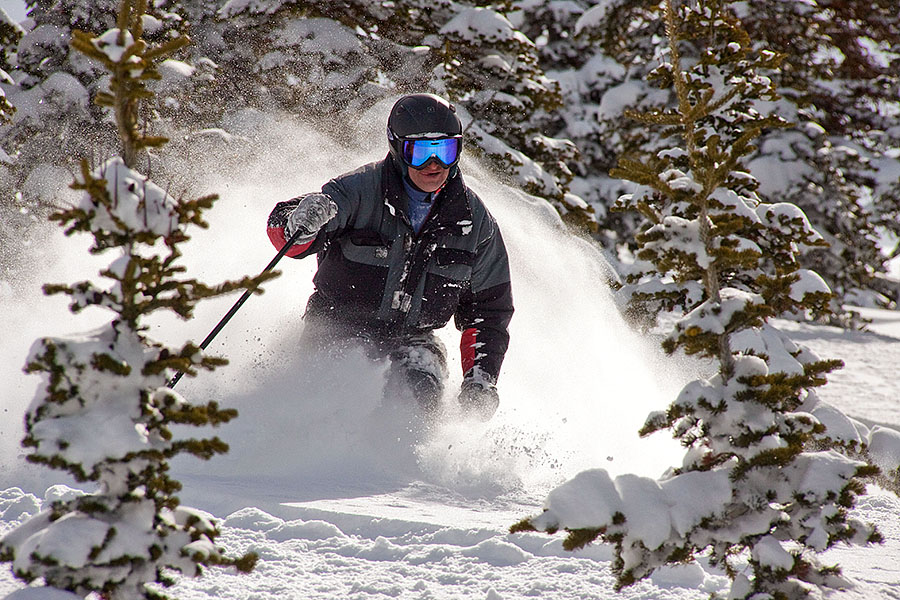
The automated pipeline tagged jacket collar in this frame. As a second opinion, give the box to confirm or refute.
[381,155,472,234]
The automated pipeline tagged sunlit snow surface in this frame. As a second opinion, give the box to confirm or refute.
[1,111,898,599]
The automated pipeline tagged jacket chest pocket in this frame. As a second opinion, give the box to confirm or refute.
[339,231,392,267]
[428,247,474,282]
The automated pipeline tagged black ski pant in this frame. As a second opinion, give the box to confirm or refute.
[298,311,448,412]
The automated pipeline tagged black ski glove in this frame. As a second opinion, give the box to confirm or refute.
[458,376,499,421]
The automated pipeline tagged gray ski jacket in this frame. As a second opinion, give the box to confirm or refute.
[267,157,513,382]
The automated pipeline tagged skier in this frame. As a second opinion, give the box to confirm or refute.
[267,93,513,420]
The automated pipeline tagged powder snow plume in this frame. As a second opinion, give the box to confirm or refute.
[0,104,690,511]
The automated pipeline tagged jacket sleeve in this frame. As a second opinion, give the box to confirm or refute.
[454,213,514,384]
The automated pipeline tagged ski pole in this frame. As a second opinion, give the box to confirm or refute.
[167,227,308,388]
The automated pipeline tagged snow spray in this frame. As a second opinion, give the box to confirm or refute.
[0,104,691,508]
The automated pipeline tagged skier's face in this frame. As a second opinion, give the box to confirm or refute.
[407,160,449,193]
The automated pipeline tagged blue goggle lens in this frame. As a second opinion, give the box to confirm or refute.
[401,137,461,169]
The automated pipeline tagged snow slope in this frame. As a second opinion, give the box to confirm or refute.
[1,111,898,599]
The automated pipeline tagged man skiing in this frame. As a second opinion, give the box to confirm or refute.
[266,93,513,420]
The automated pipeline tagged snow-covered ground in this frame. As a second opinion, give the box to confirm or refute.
[1,113,898,599]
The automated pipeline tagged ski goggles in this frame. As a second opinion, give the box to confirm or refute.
[400,136,462,169]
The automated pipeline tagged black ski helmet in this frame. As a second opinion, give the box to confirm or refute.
[387,94,463,169]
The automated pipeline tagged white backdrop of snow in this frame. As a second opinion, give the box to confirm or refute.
[0,104,898,600]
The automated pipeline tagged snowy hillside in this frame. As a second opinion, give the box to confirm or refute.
[1,113,898,599]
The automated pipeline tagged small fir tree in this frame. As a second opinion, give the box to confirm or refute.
[0,1,267,597]
[514,2,881,598]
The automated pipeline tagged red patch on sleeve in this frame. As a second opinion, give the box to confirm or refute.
[460,327,478,375]
[268,227,313,257]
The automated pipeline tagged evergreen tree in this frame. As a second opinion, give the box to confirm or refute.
[735,0,900,310]
[202,0,596,229]
[0,1,266,597]
[539,0,673,248]
[569,0,900,311]
[0,0,197,287]
[514,3,881,598]
[435,3,596,231]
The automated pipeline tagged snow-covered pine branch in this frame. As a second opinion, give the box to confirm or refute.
[565,0,900,313]
[436,5,596,232]
[0,10,13,127]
